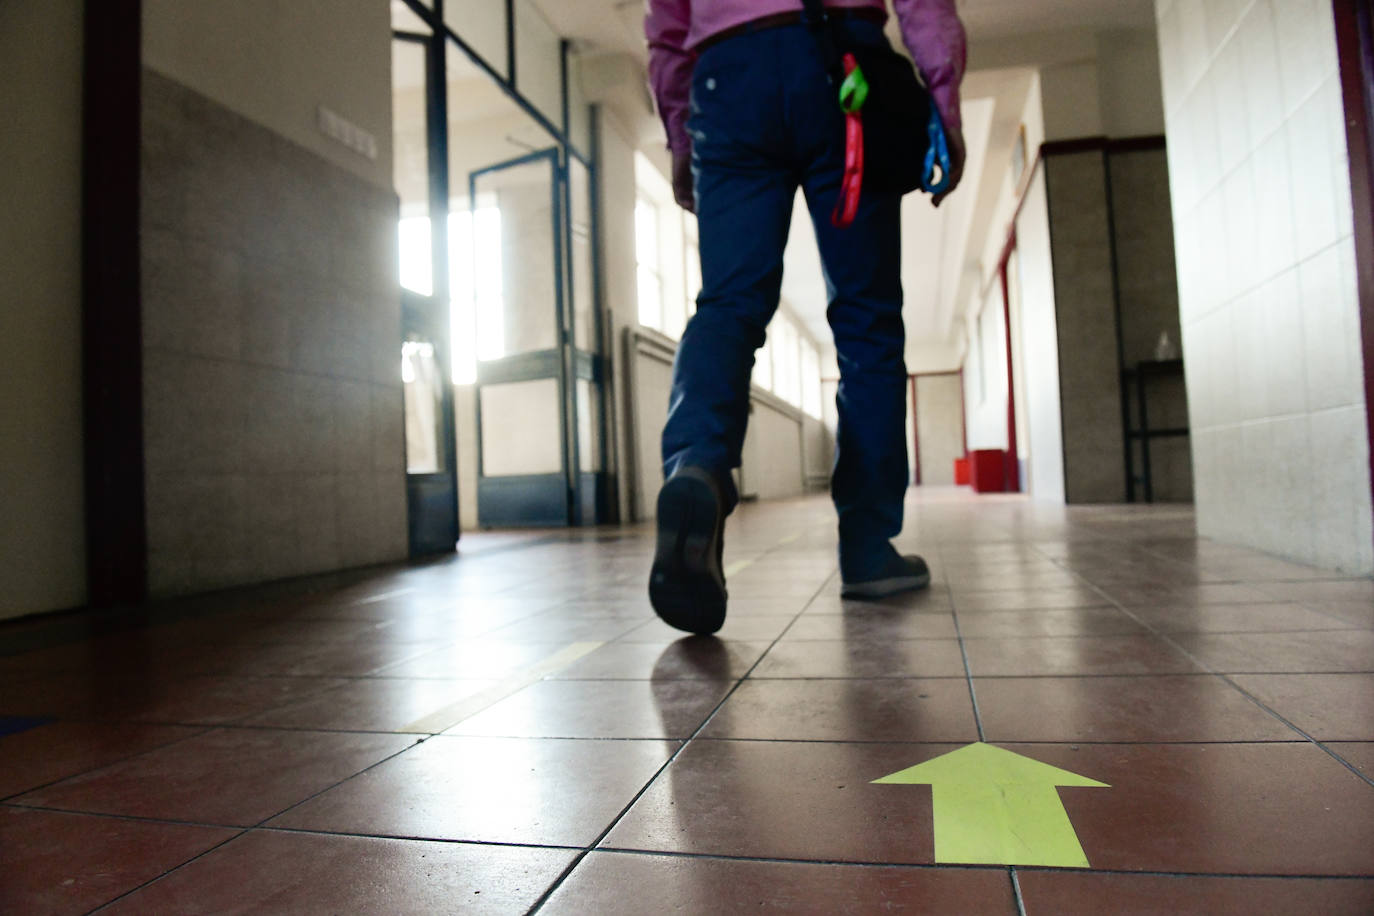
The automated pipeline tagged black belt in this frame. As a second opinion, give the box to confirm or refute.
[694,7,887,54]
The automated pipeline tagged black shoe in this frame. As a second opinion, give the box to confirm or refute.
[649,467,727,635]
[840,553,931,600]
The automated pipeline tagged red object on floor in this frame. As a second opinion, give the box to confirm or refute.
[969,449,1006,493]
[953,457,970,485]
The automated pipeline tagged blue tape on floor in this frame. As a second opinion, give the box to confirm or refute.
[0,716,55,738]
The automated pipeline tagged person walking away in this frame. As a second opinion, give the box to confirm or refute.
[645,0,968,635]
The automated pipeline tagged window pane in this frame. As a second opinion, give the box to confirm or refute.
[753,334,773,390]
[638,264,663,331]
[635,200,659,271]
[402,339,443,473]
[398,216,433,296]
[802,339,822,418]
[685,241,701,316]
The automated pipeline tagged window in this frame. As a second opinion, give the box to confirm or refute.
[635,198,664,331]
[398,201,504,385]
[685,239,701,319]
[752,331,773,390]
[801,337,822,418]
[635,152,698,339]
[774,317,801,407]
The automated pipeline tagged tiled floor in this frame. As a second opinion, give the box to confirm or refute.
[2,488,1373,914]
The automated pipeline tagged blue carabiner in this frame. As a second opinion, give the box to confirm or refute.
[923,106,952,195]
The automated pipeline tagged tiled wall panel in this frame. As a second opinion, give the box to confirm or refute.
[141,70,406,595]
[1155,0,1372,572]
[1045,152,1127,504]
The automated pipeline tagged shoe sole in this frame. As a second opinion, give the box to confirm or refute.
[649,474,726,635]
[840,571,932,600]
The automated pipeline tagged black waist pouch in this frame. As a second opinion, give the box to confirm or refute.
[801,0,932,195]
[846,43,931,194]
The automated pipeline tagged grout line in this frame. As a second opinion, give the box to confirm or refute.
[1034,549,1374,790]
[947,580,987,743]
[524,561,839,914]
[1011,867,1028,916]
[560,845,1374,882]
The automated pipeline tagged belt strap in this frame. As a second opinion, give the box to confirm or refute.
[695,7,883,55]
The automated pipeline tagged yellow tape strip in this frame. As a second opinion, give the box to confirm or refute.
[399,640,604,734]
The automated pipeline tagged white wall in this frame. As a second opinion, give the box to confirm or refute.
[144,0,392,190]
[1156,0,1371,572]
[973,27,1165,142]
[1015,166,1066,503]
[0,0,86,618]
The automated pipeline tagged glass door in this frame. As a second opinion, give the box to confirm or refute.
[394,21,459,555]
[470,149,570,526]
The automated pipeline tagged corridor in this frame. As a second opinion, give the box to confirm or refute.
[3,489,1372,913]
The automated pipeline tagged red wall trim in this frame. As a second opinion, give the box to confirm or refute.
[1333,0,1374,547]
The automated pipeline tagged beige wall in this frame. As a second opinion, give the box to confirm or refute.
[0,0,87,618]
[1156,0,1372,572]
[915,374,964,487]
[144,0,392,190]
[973,28,1165,142]
[139,1,406,595]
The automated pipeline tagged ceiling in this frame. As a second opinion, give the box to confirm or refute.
[408,0,1159,359]
[527,0,1155,59]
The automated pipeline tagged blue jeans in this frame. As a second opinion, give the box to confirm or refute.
[660,20,909,582]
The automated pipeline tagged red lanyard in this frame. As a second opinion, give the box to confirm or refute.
[832,53,864,229]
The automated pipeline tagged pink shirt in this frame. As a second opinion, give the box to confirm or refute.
[646,0,967,154]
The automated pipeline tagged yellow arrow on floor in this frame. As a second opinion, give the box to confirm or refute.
[873,742,1109,868]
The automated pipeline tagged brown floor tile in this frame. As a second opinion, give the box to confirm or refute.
[781,611,959,641]
[1230,674,1374,740]
[1306,599,1374,628]
[0,721,203,799]
[621,615,798,643]
[14,728,413,826]
[371,639,577,679]
[445,679,731,739]
[542,852,1017,915]
[271,735,674,846]
[548,638,770,680]
[244,678,495,733]
[602,739,959,862]
[1254,579,1374,604]
[751,639,968,678]
[488,613,655,643]
[1104,584,1273,607]
[702,679,978,742]
[720,596,826,617]
[1171,630,1374,672]
[0,807,234,915]
[1006,742,1374,874]
[962,635,1201,677]
[802,590,955,615]
[196,640,441,677]
[954,608,1146,638]
[100,829,575,915]
[1018,871,1374,915]
[944,570,1084,591]
[1124,602,1359,633]
[1328,743,1374,780]
[975,676,1296,742]
[0,672,352,724]
[952,589,1112,612]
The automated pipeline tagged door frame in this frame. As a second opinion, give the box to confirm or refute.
[395,16,459,556]
[471,148,574,527]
